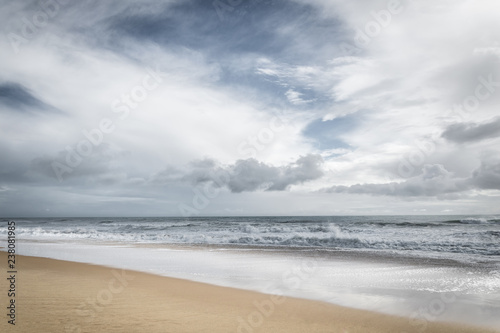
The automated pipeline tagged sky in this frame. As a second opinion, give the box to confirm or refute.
[1,0,499,217]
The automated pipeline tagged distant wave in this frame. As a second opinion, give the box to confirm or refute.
[445,217,499,224]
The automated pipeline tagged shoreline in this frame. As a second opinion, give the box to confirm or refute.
[1,252,498,333]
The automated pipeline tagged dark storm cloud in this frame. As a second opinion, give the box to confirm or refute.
[1,0,346,116]
[104,0,343,63]
[156,154,324,193]
[323,160,500,198]
[229,154,324,192]
[50,0,346,111]
[324,164,468,197]
[0,144,31,184]
[226,158,281,192]
[29,148,324,192]
[30,143,130,184]
[0,82,54,112]
[471,158,500,190]
[442,117,500,143]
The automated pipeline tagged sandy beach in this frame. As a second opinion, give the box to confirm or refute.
[0,252,497,333]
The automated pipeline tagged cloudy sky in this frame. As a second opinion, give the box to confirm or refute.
[1,0,499,217]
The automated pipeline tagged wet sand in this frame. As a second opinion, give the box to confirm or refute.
[0,252,497,333]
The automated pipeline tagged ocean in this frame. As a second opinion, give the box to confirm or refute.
[4,215,500,263]
[1,215,499,329]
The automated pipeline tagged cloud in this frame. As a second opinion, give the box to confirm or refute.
[0,82,55,112]
[323,159,500,198]
[285,89,311,105]
[156,154,324,193]
[0,185,10,192]
[442,117,500,143]
[471,157,500,190]
[30,143,130,184]
[1,0,500,216]
[323,164,468,197]
[227,159,281,192]
[104,0,341,64]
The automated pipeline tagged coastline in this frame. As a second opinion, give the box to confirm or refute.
[1,252,497,333]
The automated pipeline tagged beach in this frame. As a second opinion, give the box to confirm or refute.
[1,251,497,333]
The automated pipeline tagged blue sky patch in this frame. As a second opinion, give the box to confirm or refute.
[303,112,362,150]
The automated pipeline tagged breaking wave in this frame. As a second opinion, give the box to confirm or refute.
[2,217,499,258]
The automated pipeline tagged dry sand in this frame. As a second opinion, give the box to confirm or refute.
[0,252,497,333]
